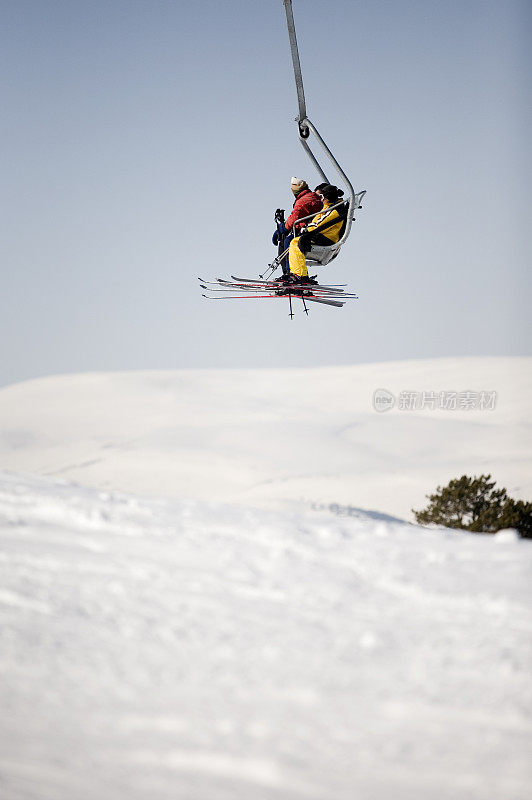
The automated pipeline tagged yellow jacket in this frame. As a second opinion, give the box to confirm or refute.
[288,201,344,277]
[306,201,343,243]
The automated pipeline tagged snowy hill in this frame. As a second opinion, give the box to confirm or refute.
[0,471,531,800]
[0,357,531,521]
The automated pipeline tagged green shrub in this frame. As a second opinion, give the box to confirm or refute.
[412,474,532,538]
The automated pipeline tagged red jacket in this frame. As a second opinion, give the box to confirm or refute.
[284,189,323,233]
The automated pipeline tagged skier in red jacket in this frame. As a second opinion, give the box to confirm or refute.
[272,178,323,275]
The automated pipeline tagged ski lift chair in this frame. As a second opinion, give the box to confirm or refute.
[296,190,366,270]
[264,1,367,282]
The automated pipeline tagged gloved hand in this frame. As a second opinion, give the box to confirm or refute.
[299,232,312,253]
[273,222,288,245]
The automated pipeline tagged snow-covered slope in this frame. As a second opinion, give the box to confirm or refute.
[0,357,530,520]
[1,471,531,800]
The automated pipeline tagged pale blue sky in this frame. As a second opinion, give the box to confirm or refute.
[2,0,530,387]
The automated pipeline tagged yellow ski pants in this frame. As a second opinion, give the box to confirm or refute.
[288,237,308,277]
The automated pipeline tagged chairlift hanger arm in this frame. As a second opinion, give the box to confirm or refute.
[282,0,309,139]
[282,0,365,249]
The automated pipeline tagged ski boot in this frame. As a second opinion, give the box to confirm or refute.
[275,273,303,295]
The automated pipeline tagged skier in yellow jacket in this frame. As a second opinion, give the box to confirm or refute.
[286,184,345,279]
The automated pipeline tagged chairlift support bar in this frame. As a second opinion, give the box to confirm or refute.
[282,0,363,248]
[282,0,309,140]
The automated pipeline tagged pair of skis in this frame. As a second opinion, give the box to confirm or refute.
[199,276,358,317]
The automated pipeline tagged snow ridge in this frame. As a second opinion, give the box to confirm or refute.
[0,357,530,519]
[1,471,531,799]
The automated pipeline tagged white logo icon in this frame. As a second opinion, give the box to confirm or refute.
[373,388,395,412]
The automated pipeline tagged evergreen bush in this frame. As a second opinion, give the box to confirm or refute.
[412,474,532,538]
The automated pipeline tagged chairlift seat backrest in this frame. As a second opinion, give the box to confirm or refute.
[304,201,348,267]
[304,191,365,268]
